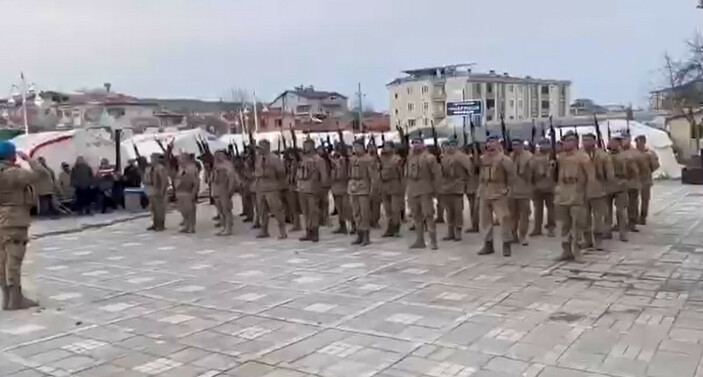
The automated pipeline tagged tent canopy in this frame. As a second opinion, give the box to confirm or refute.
[123,128,225,161]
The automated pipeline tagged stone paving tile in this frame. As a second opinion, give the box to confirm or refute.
[4,182,703,377]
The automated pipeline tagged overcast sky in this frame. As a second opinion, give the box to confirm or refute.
[0,0,700,110]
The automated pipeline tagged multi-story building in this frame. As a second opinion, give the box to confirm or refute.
[387,64,571,132]
[269,85,348,117]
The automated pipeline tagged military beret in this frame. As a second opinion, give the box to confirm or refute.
[0,141,16,160]
[486,134,500,141]
[635,134,646,141]
[511,137,523,144]
[258,139,270,145]
[353,139,365,146]
[621,130,631,138]
[611,134,624,140]
[538,138,551,145]
[581,133,596,139]
[303,138,315,145]
[411,137,424,145]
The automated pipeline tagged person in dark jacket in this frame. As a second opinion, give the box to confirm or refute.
[71,156,94,215]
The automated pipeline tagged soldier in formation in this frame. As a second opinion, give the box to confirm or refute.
[406,137,441,250]
[254,140,287,239]
[175,153,200,233]
[128,126,660,266]
[348,139,377,246]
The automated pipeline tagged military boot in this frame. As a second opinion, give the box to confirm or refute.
[291,215,301,231]
[393,223,402,237]
[332,221,348,234]
[529,228,542,237]
[572,243,584,263]
[351,230,363,245]
[603,231,613,240]
[442,227,455,241]
[454,228,462,241]
[299,229,312,241]
[278,224,288,240]
[381,223,394,238]
[360,231,371,246]
[555,242,573,262]
[146,225,156,231]
[582,232,594,249]
[1,284,9,311]
[429,232,438,250]
[477,241,495,255]
[256,227,270,239]
[350,222,357,235]
[214,222,222,228]
[409,228,426,249]
[310,227,320,243]
[502,242,512,257]
[8,286,38,311]
[594,233,604,251]
[547,228,556,238]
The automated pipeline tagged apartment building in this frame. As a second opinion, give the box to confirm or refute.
[269,85,348,118]
[387,64,571,131]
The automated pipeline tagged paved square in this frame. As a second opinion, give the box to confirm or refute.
[3,182,703,376]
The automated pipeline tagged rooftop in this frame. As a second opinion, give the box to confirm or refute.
[388,64,571,86]
[271,86,348,105]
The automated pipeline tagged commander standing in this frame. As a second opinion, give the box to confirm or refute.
[0,142,42,310]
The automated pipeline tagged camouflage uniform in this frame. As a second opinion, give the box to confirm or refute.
[635,146,660,224]
[439,142,474,241]
[297,142,329,242]
[463,149,480,233]
[621,143,641,231]
[212,157,238,236]
[254,145,287,239]
[530,146,556,237]
[175,158,200,233]
[508,147,533,245]
[584,145,614,250]
[607,142,629,241]
[348,150,378,246]
[406,146,441,250]
[477,149,516,256]
[0,154,41,310]
[144,156,169,231]
[555,137,596,262]
[330,154,351,234]
[380,150,404,237]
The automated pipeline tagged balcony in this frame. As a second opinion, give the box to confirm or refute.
[431,90,446,100]
[432,110,446,118]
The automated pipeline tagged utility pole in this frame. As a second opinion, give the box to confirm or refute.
[356,83,364,133]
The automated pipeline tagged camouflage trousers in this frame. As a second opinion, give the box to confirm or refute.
[0,227,29,287]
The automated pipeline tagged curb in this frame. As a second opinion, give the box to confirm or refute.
[30,213,151,240]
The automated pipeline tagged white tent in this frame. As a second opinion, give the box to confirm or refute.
[123,128,226,161]
[220,130,358,150]
[11,128,128,173]
[552,120,681,180]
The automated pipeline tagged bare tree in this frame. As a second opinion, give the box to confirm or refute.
[660,33,703,151]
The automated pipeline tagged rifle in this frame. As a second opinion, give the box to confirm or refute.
[290,128,300,161]
[549,116,558,183]
[500,113,512,152]
[469,116,480,174]
[248,131,256,167]
[607,121,612,141]
[132,142,147,172]
[530,119,537,153]
[594,114,604,149]
[430,122,441,162]
[338,127,349,163]
[395,124,409,167]
[326,134,333,153]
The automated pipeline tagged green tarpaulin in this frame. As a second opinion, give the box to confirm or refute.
[0,129,22,142]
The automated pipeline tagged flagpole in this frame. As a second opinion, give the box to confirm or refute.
[20,72,28,134]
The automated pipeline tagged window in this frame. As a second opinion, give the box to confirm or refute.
[509,84,514,93]
[407,87,413,94]
[518,85,523,93]
[423,102,429,111]
[541,85,549,95]
[486,99,495,109]
[422,85,429,94]
[296,105,311,113]
[275,119,282,127]
[474,83,481,95]
[394,93,398,99]
[509,100,515,108]
[407,103,414,111]
[487,83,493,93]
[541,100,550,110]
[509,116,514,120]
[486,114,494,121]
[423,118,428,126]
[408,119,416,127]
[394,109,399,115]
[560,86,566,96]
[518,100,523,109]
